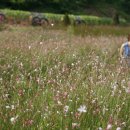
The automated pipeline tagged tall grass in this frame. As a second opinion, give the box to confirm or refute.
[73,25,130,37]
[0,26,130,130]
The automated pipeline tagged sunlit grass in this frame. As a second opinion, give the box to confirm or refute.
[0,25,130,130]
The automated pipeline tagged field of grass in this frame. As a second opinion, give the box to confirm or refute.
[0,25,130,130]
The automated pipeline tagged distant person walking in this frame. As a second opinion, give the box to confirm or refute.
[120,34,130,67]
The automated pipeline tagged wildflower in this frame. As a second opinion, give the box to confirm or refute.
[36,78,40,84]
[69,99,72,102]
[116,127,121,130]
[11,105,15,110]
[18,89,24,96]
[113,85,117,91]
[23,119,33,126]
[34,69,37,72]
[64,105,69,113]
[10,117,15,123]
[77,105,87,113]
[57,111,60,114]
[72,123,80,129]
[98,127,103,130]
[40,42,43,45]
[10,115,18,124]
[91,99,95,103]
[6,106,10,109]
[75,112,81,119]
[51,23,54,26]
[121,122,126,126]
[57,101,62,105]
[71,63,74,66]
[125,88,130,93]
[5,94,9,98]
[63,92,68,99]
[20,62,23,67]
[28,46,31,50]
[106,124,112,130]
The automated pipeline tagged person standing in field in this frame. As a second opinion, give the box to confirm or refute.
[120,34,130,67]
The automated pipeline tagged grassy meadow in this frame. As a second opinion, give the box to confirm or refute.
[0,25,130,130]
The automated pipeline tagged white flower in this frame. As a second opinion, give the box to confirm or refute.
[72,123,79,128]
[40,42,43,45]
[72,123,78,126]
[51,23,54,26]
[10,115,18,124]
[6,106,10,109]
[64,105,69,113]
[106,124,112,130]
[5,94,9,97]
[10,117,15,123]
[98,127,102,130]
[57,101,62,105]
[34,69,37,72]
[113,85,117,91]
[11,105,15,110]
[28,46,31,50]
[71,63,74,66]
[116,127,121,130]
[77,105,87,113]
[20,62,23,67]
[121,122,126,126]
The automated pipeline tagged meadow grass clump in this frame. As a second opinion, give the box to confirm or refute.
[0,25,130,129]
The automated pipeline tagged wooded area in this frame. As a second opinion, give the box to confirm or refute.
[0,0,130,23]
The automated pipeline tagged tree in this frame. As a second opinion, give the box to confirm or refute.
[113,11,120,25]
[121,0,130,13]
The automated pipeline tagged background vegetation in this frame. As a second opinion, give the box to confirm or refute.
[0,0,130,19]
